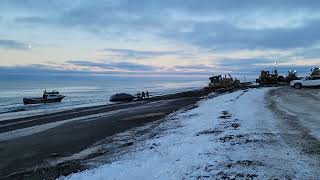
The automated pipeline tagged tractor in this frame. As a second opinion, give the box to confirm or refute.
[256,70,284,85]
[285,70,299,83]
[208,74,240,90]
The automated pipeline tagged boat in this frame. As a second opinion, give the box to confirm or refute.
[109,93,135,102]
[23,90,65,105]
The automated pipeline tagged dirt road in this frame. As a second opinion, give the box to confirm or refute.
[268,87,320,154]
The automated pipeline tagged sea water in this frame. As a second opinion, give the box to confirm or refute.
[0,75,207,120]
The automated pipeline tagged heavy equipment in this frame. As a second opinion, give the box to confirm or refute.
[310,67,320,76]
[285,70,299,83]
[208,74,240,90]
[256,70,284,85]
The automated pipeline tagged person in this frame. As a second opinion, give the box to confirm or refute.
[137,92,141,99]
[141,91,145,99]
[43,89,46,99]
[146,91,149,98]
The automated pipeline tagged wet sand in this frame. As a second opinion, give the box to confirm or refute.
[0,89,211,179]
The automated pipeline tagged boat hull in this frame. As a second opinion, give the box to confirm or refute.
[109,93,135,102]
[23,96,65,105]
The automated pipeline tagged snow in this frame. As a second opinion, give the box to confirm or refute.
[60,88,320,180]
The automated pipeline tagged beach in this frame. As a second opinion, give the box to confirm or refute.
[2,1,320,179]
[1,86,320,179]
[0,88,211,179]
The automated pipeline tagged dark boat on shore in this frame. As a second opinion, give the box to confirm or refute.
[109,93,135,102]
[23,90,65,105]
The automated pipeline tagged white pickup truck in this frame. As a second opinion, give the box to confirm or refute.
[290,76,320,89]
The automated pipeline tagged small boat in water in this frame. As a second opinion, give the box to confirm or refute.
[23,90,65,105]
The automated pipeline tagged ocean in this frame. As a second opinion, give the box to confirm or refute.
[0,75,208,120]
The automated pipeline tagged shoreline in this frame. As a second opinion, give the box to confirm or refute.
[0,87,215,179]
[0,88,209,123]
[0,88,210,133]
[0,85,207,121]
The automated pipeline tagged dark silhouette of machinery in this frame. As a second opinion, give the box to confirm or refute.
[285,70,298,83]
[208,74,240,90]
[256,70,284,85]
[310,67,320,76]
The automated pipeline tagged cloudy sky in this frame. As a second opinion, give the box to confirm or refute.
[1,0,319,76]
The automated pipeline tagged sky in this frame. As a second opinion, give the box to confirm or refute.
[0,0,320,77]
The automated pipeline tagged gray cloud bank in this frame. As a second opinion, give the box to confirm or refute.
[102,48,187,59]
[1,0,319,75]
[0,59,316,79]
[68,60,156,71]
[0,39,29,50]
[3,0,320,52]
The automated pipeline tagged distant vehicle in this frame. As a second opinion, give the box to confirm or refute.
[290,76,320,89]
[208,74,240,90]
[23,90,65,104]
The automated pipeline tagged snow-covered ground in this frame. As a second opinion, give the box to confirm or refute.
[60,88,320,180]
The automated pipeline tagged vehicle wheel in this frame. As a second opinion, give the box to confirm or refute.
[294,83,302,89]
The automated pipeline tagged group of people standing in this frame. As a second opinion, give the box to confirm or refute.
[137,91,149,99]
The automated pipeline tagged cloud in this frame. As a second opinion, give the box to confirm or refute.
[174,64,213,71]
[0,64,124,76]
[7,0,320,52]
[0,63,207,76]
[294,47,320,59]
[162,19,320,51]
[14,16,47,24]
[0,39,29,50]
[68,60,156,71]
[0,58,316,78]
[214,57,317,76]
[1,0,320,72]
[102,48,186,59]
[0,64,86,76]
[216,58,282,67]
